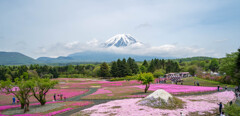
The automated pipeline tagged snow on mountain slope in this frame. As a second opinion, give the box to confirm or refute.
[104,34,143,47]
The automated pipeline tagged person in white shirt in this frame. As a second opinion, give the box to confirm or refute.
[220,112,225,116]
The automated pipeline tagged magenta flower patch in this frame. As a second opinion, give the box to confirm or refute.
[91,88,112,95]
[133,84,220,94]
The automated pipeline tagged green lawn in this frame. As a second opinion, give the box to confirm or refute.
[166,77,235,88]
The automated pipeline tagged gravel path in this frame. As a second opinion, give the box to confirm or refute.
[67,88,98,101]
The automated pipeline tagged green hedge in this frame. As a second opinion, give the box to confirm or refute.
[110,76,137,81]
[59,74,90,78]
[224,104,240,116]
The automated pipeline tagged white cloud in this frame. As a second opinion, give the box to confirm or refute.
[86,39,99,47]
[64,41,80,49]
[35,39,215,58]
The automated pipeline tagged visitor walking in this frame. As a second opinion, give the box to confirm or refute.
[229,101,232,106]
[60,94,63,100]
[17,99,19,104]
[54,93,56,101]
[225,86,227,90]
[180,111,185,116]
[12,96,15,104]
[217,102,222,114]
[217,85,220,91]
[194,81,196,86]
[196,81,199,86]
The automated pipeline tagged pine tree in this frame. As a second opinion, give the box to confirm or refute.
[110,61,118,77]
[148,59,156,73]
[100,62,110,77]
[142,60,148,68]
[127,57,139,74]
[117,59,123,77]
[121,58,131,76]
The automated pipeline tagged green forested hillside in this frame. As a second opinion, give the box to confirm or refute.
[173,56,213,62]
[0,52,42,65]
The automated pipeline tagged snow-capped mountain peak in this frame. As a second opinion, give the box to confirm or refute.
[104,34,143,47]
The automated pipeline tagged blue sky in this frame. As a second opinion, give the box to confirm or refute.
[0,0,239,58]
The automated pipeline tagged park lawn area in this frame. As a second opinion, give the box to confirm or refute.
[166,77,235,87]
[81,86,150,99]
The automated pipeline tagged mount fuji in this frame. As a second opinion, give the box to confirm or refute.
[37,34,169,63]
[103,34,143,47]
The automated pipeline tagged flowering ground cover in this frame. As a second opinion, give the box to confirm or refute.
[133,84,221,94]
[0,101,93,116]
[0,89,88,105]
[55,79,141,89]
[82,84,221,99]
[74,91,235,116]
[81,86,147,99]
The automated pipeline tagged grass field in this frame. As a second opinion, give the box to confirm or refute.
[166,77,235,88]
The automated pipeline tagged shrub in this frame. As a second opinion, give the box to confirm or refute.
[109,76,137,81]
[153,69,165,78]
[59,74,90,78]
[223,104,240,116]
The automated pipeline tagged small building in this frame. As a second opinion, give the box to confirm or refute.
[165,72,190,80]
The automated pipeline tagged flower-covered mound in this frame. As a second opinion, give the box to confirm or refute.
[138,89,184,109]
[75,91,235,116]
[138,96,184,109]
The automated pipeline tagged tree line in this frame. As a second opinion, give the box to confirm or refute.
[99,58,180,78]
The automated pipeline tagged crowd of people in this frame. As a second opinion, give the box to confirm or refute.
[53,93,66,101]
[11,93,67,105]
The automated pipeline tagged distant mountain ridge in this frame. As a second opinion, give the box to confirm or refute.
[0,51,215,65]
[37,51,168,63]
[0,52,42,65]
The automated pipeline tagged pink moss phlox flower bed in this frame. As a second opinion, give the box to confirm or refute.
[58,79,141,88]
[80,91,235,116]
[91,88,112,95]
[47,89,88,99]
[0,89,88,105]
[133,84,220,94]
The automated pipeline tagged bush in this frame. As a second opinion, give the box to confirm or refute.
[59,74,90,78]
[223,104,240,116]
[153,69,165,78]
[109,76,137,81]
